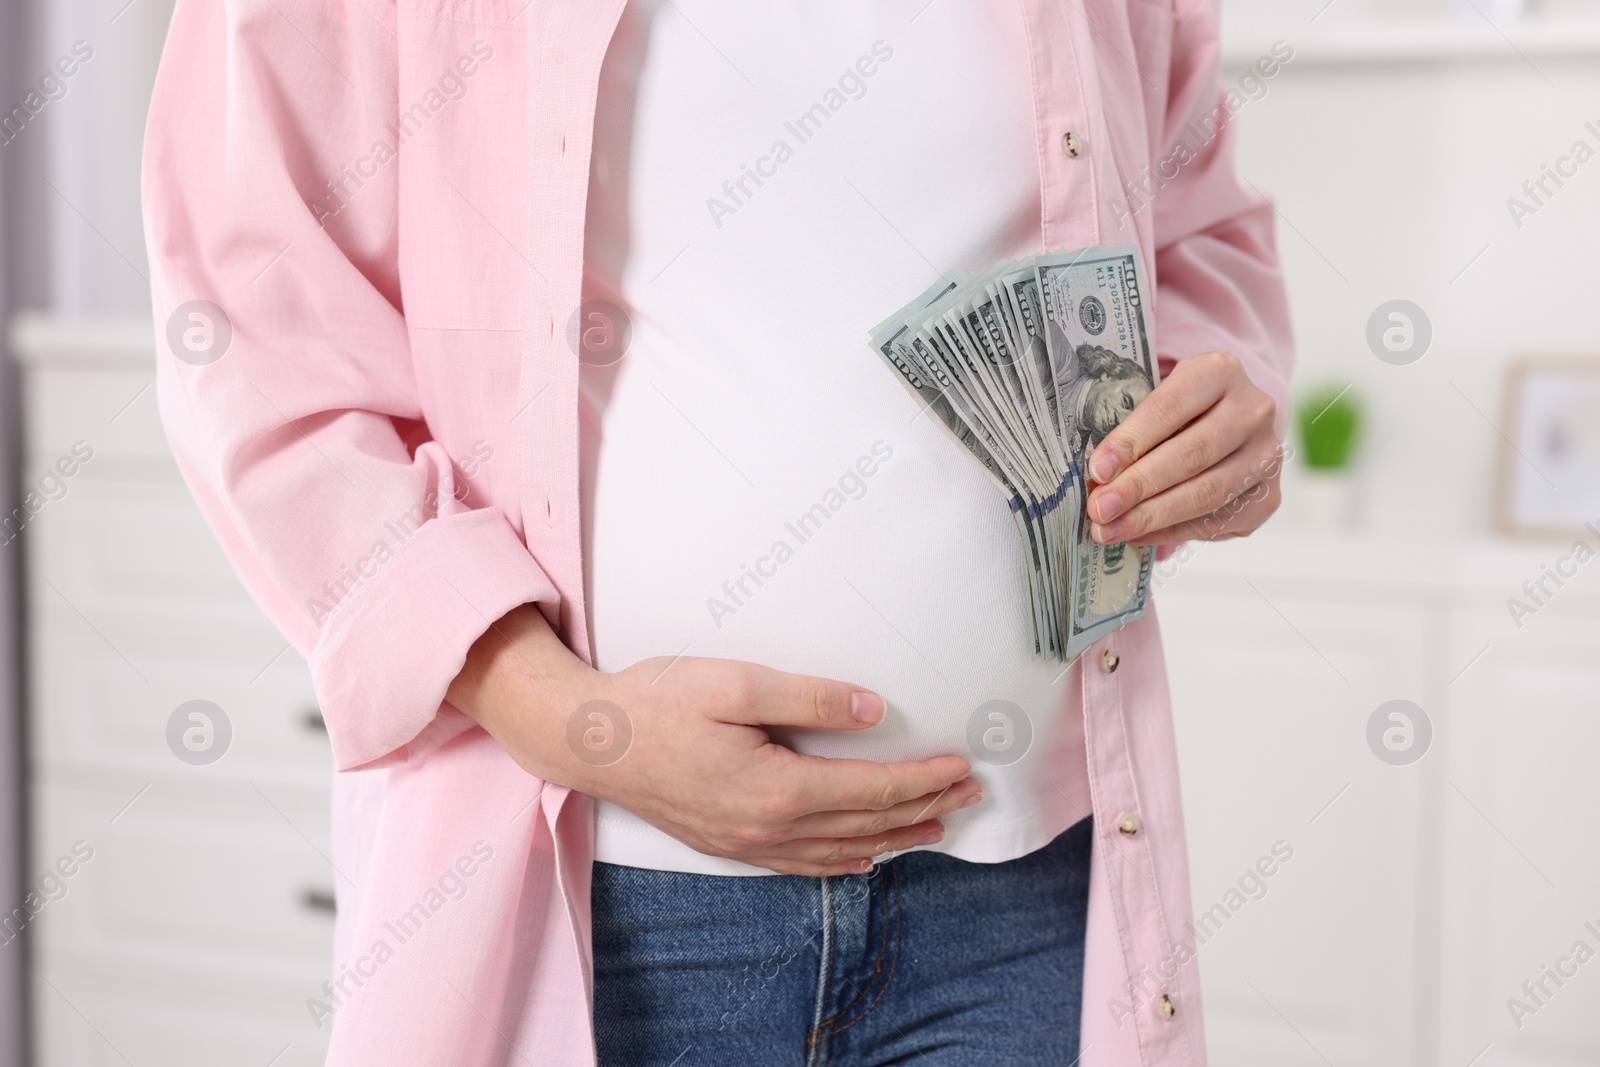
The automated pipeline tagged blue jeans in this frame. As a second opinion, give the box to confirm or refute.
[591,816,1092,1066]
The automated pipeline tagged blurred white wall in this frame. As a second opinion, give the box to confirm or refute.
[36,0,176,318]
[1222,0,1600,540]
[1192,5,1600,1064]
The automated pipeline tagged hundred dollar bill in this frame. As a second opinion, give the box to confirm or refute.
[1033,247,1157,658]
[973,269,1077,649]
[870,276,1057,652]
[868,275,1009,494]
[864,247,1160,662]
[967,284,1059,480]
[971,276,1075,648]
[916,278,1052,494]
[983,274,1064,474]
[908,321,1062,651]
[998,267,1066,471]
[909,280,1071,652]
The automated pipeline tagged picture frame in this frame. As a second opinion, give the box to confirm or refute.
[1495,357,1600,538]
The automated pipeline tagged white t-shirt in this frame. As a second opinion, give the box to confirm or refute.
[580,0,1091,875]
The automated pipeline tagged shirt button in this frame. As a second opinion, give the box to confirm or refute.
[1061,130,1084,158]
[1157,994,1176,1019]
[1117,811,1141,836]
[1100,647,1120,673]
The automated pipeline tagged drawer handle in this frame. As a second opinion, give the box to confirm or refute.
[300,888,337,915]
[302,709,327,733]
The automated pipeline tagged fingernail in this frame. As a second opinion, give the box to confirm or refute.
[916,827,943,846]
[853,858,873,873]
[1092,451,1121,483]
[851,691,885,724]
[961,791,983,809]
[1093,491,1122,523]
[1095,520,1125,543]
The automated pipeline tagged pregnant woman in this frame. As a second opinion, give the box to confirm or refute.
[144,1,1292,1064]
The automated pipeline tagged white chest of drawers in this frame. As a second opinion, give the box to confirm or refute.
[1156,532,1600,1067]
[13,314,335,1067]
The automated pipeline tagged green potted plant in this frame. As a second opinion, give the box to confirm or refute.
[1293,384,1362,530]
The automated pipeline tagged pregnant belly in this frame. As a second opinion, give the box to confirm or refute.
[584,431,1083,785]
[580,377,1094,871]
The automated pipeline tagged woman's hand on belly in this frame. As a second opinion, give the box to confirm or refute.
[448,604,982,876]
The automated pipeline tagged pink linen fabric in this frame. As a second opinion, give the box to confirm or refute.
[142,1,1294,1063]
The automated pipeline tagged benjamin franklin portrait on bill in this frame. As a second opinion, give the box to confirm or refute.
[1056,341,1156,462]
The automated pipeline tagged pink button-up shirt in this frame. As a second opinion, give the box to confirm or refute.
[143,2,1294,1063]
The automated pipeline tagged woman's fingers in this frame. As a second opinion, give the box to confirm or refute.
[1087,351,1234,484]
[1124,477,1282,546]
[1084,347,1282,544]
[1091,434,1271,543]
[745,820,950,875]
[783,751,973,818]
[786,778,982,840]
[661,754,982,869]
[1089,411,1255,533]
[743,856,877,878]
[712,779,985,875]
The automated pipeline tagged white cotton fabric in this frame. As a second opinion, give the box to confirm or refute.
[580,0,1091,875]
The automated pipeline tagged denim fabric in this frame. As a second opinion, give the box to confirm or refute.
[592,816,1093,1066]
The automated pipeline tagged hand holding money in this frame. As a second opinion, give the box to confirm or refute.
[866,245,1160,663]
[1085,350,1284,546]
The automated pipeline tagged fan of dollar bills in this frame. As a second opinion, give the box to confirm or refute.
[868,245,1157,662]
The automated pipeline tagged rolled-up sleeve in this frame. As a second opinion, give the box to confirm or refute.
[143,0,557,771]
[1149,0,1296,437]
